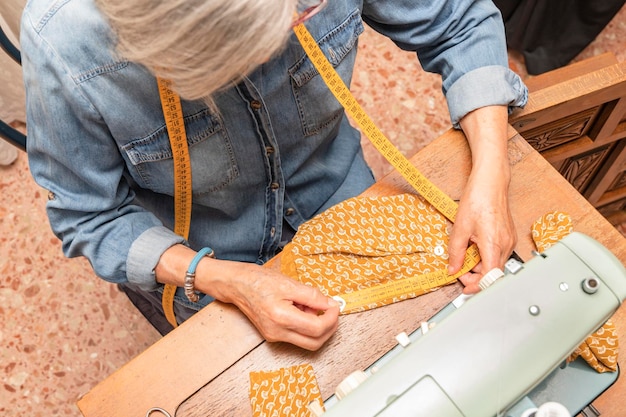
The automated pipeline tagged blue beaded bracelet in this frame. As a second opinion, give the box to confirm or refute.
[184,247,214,302]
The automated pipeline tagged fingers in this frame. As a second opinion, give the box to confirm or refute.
[290,283,340,312]
[458,268,483,294]
[447,191,516,282]
[273,284,340,350]
[230,268,341,351]
[455,240,508,294]
[278,301,340,351]
[257,300,340,351]
[447,224,471,275]
[448,213,515,295]
[475,240,502,276]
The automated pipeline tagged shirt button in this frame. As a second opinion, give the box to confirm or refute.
[250,100,262,110]
[265,146,275,155]
[285,208,295,216]
[270,227,276,237]
[270,182,279,190]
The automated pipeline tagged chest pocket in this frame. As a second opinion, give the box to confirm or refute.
[289,10,364,137]
[120,107,239,197]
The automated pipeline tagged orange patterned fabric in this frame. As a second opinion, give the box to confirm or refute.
[531,211,618,373]
[249,364,324,417]
[568,320,619,372]
[531,211,573,252]
[280,193,452,313]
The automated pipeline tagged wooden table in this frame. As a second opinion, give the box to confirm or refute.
[77,125,626,417]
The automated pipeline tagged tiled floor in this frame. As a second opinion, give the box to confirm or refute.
[2,6,626,417]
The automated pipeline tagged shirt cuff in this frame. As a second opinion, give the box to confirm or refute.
[446,65,528,128]
[126,226,186,291]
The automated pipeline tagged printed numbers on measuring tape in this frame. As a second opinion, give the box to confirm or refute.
[157,78,193,239]
[335,244,481,314]
[292,24,461,223]
[157,77,193,328]
[292,23,482,305]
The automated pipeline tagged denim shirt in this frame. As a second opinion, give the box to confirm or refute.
[21,0,527,309]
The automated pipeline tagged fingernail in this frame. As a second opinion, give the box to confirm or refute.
[327,297,339,307]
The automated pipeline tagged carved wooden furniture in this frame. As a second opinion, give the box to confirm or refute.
[509,53,626,222]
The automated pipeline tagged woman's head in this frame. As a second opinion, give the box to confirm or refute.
[96,0,300,102]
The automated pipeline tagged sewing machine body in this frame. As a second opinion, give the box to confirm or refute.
[322,232,626,417]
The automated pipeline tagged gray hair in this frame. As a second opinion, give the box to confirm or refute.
[96,0,300,102]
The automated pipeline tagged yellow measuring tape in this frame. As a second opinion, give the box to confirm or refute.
[156,25,480,325]
[157,77,192,328]
[292,23,480,313]
[337,270,471,314]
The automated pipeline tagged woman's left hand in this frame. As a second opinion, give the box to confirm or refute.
[447,105,517,293]
[447,171,517,293]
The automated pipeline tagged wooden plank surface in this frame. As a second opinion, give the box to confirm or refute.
[174,126,626,417]
[76,302,264,417]
[77,126,626,417]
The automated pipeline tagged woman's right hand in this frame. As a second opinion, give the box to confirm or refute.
[204,259,341,351]
[155,244,340,351]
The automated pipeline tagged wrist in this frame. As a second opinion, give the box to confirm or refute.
[193,256,240,303]
[154,243,247,304]
[184,247,215,302]
[155,244,222,298]
[155,243,197,286]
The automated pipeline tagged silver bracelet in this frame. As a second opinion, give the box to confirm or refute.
[184,247,214,302]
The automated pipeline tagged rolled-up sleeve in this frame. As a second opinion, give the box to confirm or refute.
[127,226,186,291]
[446,66,528,128]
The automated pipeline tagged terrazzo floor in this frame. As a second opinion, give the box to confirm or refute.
[2,5,626,417]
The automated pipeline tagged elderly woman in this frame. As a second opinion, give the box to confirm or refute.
[21,0,526,349]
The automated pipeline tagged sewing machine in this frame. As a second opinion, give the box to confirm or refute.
[319,232,626,417]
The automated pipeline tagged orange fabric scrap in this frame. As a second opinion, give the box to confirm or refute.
[249,363,324,417]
